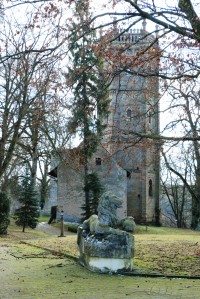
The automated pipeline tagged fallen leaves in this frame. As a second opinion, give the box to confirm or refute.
[134,235,200,276]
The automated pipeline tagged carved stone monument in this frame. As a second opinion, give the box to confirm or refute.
[77,191,135,273]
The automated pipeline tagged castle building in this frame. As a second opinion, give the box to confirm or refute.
[101,24,160,224]
[48,23,160,225]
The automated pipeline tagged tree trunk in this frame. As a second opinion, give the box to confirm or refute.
[191,198,200,230]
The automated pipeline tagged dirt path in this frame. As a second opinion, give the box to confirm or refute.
[35,222,64,236]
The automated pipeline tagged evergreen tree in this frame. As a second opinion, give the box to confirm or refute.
[81,173,104,220]
[68,0,109,154]
[67,0,109,219]
[0,192,10,235]
[15,172,39,232]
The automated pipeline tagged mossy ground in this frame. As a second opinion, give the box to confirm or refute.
[25,224,200,277]
[0,223,200,298]
[134,226,200,276]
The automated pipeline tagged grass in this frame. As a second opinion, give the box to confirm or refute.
[2,222,200,277]
[133,225,200,276]
[38,215,50,223]
[135,224,199,235]
[1,222,200,298]
[51,220,79,233]
[2,242,199,299]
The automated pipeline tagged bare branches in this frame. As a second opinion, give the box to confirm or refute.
[134,132,200,142]
[162,149,197,201]
[124,0,200,41]
[178,0,200,37]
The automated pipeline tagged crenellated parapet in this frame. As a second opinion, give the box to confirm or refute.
[114,28,156,45]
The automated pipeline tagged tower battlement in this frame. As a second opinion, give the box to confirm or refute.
[115,28,155,44]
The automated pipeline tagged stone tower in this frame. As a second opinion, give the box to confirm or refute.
[102,23,160,224]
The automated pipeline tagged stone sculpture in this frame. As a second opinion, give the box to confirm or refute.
[77,191,135,273]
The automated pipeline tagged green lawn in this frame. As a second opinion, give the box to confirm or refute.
[134,226,200,276]
[1,223,200,299]
[2,222,200,277]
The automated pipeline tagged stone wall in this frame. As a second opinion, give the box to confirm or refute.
[56,146,127,223]
[41,179,57,216]
[57,162,84,223]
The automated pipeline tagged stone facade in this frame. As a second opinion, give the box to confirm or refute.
[54,146,127,223]
[101,27,160,224]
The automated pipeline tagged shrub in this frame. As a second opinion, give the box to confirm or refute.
[81,173,104,221]
[0,192,10,234]
[15,174,39,232]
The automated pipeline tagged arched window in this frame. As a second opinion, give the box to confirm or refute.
[149,179,153,197]
[148,111,152,124]
[148,107,154,124]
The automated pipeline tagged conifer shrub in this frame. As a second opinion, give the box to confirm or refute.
[0,192,10,234]
[81,173,104,221]
[15,174,39,232]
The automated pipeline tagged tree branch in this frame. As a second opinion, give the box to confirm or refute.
[178,0,200,37]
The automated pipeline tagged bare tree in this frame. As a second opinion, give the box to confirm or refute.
[161,145,193,228]
[0,11,69,185]
[62,0,199,81]
[161,78,200,228]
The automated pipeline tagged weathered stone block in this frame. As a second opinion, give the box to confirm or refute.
[78,227,134,273]
[77,192,135,273]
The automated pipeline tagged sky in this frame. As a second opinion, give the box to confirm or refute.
[1,0,199,144]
